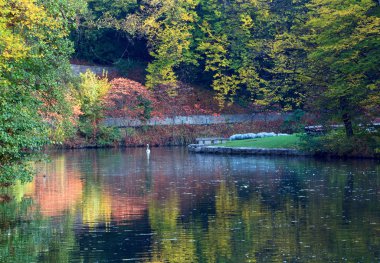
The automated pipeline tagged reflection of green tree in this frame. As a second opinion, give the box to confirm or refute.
[79,153,112,228]
[298,168,380,263]
[37,213,77,263]
[0,197,77,263]
[198,161,380,262]
[0,198,43,262]
[201,181,238,262]
[147,192,198,263]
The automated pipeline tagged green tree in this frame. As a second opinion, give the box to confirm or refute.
[303,0,380,136]
[268,0,311,110]
[140,0,200,88]
[0,0,85,185]
[196,0,270,106]
[77,70,110,140]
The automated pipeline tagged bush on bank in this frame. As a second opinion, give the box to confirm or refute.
[300,129,380,158]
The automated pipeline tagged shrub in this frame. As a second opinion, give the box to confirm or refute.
[76,70,118,145]
[0,163,34,186]
[301,129,380,158]
[96,126,121,146]
[78,119,95,140]
[281,109,306,133]
[103,78,155,121]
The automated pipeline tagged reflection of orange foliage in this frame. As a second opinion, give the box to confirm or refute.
[33,172,83,217]
[111,196,147,221]
[102,176,149,222]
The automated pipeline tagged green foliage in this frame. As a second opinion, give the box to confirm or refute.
[76,70,121,145]
[137,95,153,120]
[125,127,136,137]
[49,117,77,144]
[78,119,121,146]
[0,94,49,160]
[0,94,49,184]
[95,125,121,146]
[79,70,110,105]
[196,0,270,106]
[77,70,111,136]
[70,0,146,64]
[268,0,310,110]
[141,0,200,88]
[300,0,380,136]
[0,0,86,185]
[78,119,96,139]
[301,129,380,157]
[281,109,306,133]
[0,163,34,186]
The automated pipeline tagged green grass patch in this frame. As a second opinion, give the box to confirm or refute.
[220,134,301,149]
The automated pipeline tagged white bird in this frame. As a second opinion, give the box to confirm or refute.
[146,144,151,155]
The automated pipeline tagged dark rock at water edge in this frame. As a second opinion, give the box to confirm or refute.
[187,144,311,156]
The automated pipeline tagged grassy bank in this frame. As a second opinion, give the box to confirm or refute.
[220,134,301,149]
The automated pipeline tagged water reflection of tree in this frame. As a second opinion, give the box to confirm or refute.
[0,196,77,263]
[143,157,380,263]
[2,149,379,262]
[82,183,112,228]
[62,153,380,261]
[201,181,239,262]
[147,191,198,263]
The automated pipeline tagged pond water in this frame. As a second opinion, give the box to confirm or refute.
[0,148,379,262]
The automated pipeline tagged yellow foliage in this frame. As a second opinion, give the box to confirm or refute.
[181,12,195,22]
[0,0,69,71]
[79,70,111,106]
[240,14,254,29]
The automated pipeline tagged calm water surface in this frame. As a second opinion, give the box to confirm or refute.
[0,148,379,262]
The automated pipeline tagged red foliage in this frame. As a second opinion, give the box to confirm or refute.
[103,78,255,120]
[152,83,212,117]
[103,78,156,120]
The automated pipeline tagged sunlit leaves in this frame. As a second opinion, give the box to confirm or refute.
[0,0,85,184]
[302,0,380,132]
[141,0,200,88]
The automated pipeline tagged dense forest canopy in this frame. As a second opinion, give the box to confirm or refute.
[72,0,380,119]
[0,0,379,184]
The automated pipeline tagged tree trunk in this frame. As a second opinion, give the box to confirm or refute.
[93,117,98,142]
[339,97,354,137]
[342,113,354,137]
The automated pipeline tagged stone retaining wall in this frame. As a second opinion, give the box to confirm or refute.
[71,64,117,76]
[188,144,311,156]
[104,113,287,128]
